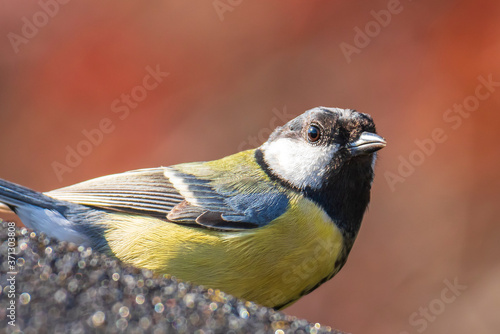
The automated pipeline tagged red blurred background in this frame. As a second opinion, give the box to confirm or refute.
[1,1,499,333]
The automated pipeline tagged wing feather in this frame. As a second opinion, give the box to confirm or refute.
[164,161,290,229]
[45,150,291,230]
[46,168,181,218]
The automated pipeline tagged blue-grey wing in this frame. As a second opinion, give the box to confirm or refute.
[164,165,289,229]
[47,165,289,230]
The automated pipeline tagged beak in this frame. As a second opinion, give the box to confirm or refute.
[348,132,386,156]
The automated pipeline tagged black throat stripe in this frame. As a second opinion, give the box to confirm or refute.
[254,148,370,241]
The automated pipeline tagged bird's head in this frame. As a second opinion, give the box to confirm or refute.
[259,106,386,191]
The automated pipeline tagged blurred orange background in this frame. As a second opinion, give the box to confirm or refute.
[1,1,499,333]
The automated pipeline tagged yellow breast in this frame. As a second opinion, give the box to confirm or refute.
[103,194,344,308]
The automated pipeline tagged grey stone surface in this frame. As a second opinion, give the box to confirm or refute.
[0,221,341,334]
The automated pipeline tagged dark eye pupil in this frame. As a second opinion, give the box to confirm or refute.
[307,125,320,142]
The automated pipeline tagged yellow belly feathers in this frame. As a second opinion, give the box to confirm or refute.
[103,194,344,308]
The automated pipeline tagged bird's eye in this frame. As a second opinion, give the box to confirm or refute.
[307,125,321,143]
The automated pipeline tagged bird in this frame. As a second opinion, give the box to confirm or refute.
[0,106,385,309]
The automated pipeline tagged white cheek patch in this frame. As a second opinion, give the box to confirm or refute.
[262,138,337,189]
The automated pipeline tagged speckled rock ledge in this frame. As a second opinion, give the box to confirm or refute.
[0,221,342,334]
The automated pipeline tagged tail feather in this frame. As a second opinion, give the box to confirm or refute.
[0,178,92,245]
[0,178,58,211]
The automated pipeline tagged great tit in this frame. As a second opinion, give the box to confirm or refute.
[0,107,385,309]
